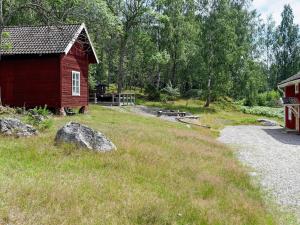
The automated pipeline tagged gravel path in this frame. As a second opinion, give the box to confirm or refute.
[218,125,300,220]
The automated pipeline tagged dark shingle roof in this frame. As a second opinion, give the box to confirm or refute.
[278,72,300,86]
[0,24,82,55]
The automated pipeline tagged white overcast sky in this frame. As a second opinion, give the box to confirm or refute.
[252,0,300,25]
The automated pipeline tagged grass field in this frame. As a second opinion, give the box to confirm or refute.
[0,104,285,224]
[143,99,284,131]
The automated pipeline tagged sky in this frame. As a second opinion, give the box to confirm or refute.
[252,0,300,25]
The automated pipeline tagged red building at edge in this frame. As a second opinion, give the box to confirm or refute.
[278,74,300,131]
[0,23,98,114]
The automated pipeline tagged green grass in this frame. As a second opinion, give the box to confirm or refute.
[0,104,286,224]
[143,99,284,131]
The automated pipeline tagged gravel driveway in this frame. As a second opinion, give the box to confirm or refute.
[218,125,300,220]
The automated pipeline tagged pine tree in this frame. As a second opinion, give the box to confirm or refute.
[274,4,300,83]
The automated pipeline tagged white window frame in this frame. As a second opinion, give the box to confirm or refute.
[296,83,299,94]
[72,71,80,96]
[288,107,292,121]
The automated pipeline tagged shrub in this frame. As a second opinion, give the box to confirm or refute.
[145,84,161,101]
[107,84,118,93]
[239,106,284,118]
[256,91,281,107]
[161,81,180,101]
[29,105,51,117]
[160,94,169,103]
[183,89,202,99]
[25,106,53,130]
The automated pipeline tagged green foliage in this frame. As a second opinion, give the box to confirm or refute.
[25,106,53,130]
[161,81,180,101]
[107,84,118,93]
[1,32,12,51]
[2,0,299,109]
[239,106,284,118]
[257,91,281,107]
[1,32,10,39]
[29,106,51,117]
[273,4,300,85]
[88,73,97,91]
[144,84,160,101]
[183,89,202,99]
[150,50,170,65]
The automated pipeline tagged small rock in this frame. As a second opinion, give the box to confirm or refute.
[32,114,47,123]
[27,109,39,116]
[257,118,278,126]
[55,122,116,152]
[0,118,37,137]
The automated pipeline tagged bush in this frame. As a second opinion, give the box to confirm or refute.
[28,105,51,117]
[239,106,283,118]
[161,81,180,101]
[25,106,53,130]
[183,89,202,99]
[145,84,161,101]
[256,91,281,107]
[107,84,118,93]
[160,94,169,103]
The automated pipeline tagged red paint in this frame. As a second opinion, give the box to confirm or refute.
[284,84,299,130]
[60,42,89,107]
[0,40,95,109]
[285,106,296,130]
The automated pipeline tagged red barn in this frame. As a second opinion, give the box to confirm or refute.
[0,23,98,114]
[278,74,300,131]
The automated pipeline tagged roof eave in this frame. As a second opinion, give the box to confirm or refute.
[278,79,300,89]
[64,23,99,64]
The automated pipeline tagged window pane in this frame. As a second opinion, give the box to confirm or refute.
[72,71,80,95]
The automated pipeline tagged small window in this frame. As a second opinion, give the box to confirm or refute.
[288,108,292,121]
[296,83,299,94]
[72,71,80,96]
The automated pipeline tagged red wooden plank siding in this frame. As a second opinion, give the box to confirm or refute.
[285,106,296,129]
[0,55,61,108]
[284,84,299,130]
[285,85,295,97]
[60,42,89,108]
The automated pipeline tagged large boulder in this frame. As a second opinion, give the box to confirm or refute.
[0,118,38,137]
[55,122,116,152]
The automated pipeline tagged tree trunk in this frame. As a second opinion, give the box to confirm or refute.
[171,54,177,85]
[156,68,161,90]
[204,75,212,107]
[107,50,113,87]
[117,35,127,94]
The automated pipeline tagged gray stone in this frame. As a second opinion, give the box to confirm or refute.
[257,118,278,126]
[32,114,47,123]
[0,118,38,137]
[55,122,116,152]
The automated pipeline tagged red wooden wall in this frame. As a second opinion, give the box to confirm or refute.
[284,84,298,130]
[0,55,61,108]
[0,38,92,110]
[60,42,89,108]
